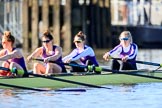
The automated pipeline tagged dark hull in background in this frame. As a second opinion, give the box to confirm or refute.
[112,25,162,49]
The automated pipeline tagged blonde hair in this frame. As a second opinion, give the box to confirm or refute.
[119,31,133,43]
[4,31,11,36]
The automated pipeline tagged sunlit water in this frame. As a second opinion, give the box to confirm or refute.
[0,83,162,108]
[0,49,162,108]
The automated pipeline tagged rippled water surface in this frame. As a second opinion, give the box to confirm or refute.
[0,49,162,108]
[1,83,162,108]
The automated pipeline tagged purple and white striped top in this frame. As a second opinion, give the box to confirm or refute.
[63,45,99,66]
[108,43,138,60]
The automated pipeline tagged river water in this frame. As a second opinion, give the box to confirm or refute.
[0,49,162,108]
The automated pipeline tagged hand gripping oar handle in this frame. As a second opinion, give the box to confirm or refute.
[110,57,162,67]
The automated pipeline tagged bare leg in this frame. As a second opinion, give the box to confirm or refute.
[46,63,62,74]
[10,62,25,77]
[0,61,11,76]
[10,62,24,70]
[33,63,46,74]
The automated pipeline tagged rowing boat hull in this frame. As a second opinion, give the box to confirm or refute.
[0,72,162,89]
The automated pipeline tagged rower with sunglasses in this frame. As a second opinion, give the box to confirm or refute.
[27,30,66,75]
[103,31,138,70]
[63,31,99,72]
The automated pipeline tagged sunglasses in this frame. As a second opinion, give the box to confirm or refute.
[120,37,129,41]
[74,40,82,43]
[42,40,51,43]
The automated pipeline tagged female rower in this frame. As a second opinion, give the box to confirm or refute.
[0,31,28,77]
[63,31,99,72]
[27,30,66,75]
[103,31,138,70]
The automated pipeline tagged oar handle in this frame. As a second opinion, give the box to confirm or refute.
[33,58,88,68]
[32,58,56,63]
[32,58,69,65]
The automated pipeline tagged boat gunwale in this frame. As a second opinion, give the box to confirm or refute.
[0,69,161,80]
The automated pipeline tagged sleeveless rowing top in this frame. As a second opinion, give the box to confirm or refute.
[42,45,66,72]
[5,48,27,72]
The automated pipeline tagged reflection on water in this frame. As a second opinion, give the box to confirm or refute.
[0,89,13,97]
[136,49,162,70]
[0,83,162,108]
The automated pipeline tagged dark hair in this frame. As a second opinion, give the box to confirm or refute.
[3,31,15,43]
[75,31,86,41]
[42,30,53,40]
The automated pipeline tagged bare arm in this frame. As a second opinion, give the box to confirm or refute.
[0,49,6,57]
[27,47,43,61]
[44,46,62,62]
[0,49,23,61]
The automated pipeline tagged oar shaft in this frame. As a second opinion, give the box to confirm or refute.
[0,82,86,92]
[111,58,161,67]
[0,83,48,91]
[100,68,162,80]
[0,67,10,71]
[33,58,86,68]
[134,60,160,66]
[55,89,86,92]
[29,58,162,80]
[0,65,109,90]
[28,73,111,89]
